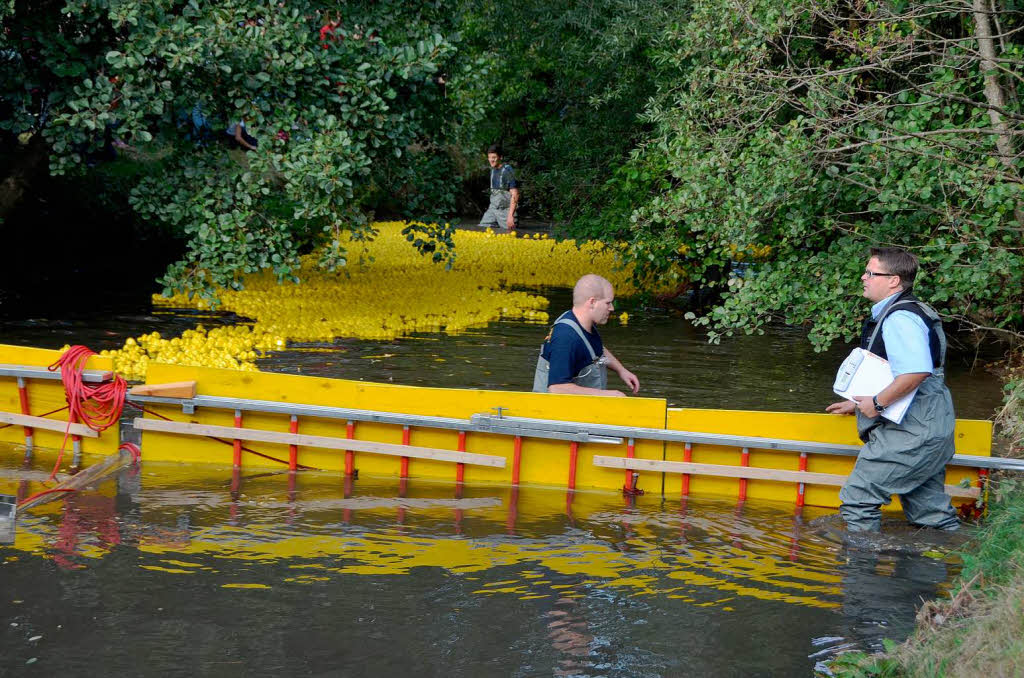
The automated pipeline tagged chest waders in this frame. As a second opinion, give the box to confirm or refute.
[532,318,608,393]
[839,293,959,531]
[489,183,512,211]
[479,166,516,229]
[855,294,949,441]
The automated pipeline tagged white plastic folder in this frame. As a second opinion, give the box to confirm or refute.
[833,348,917,425]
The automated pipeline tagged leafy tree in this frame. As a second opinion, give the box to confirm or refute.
[609,0,1024,348]
[457,0,690,222]
[1,0,479,300]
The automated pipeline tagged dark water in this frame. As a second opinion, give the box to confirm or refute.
[0,454,968,677]
[0,288,1005,419]
[0,286,1000,676]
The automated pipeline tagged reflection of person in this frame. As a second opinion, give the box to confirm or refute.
[478,145,519,231]
[533,274,640,397]
[837,546,951,655]
[826,247,958,532]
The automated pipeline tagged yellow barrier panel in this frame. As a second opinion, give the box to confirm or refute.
[665,409,990,509]
[139,362,668,492]
[137,363,993,508]
[0,343,120,455]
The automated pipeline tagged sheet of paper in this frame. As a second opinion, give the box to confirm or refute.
[833,348,916,424]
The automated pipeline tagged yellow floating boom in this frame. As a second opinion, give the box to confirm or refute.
[0,342,998,510]
[126,360,993,510]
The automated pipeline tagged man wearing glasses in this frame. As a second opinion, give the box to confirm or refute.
[826,247,959,532]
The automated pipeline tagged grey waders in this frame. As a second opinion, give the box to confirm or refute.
[479,166,517,230]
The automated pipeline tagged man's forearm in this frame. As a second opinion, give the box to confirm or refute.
[603,347,625,375]
[876,372,929,407]
[509,188,519,212]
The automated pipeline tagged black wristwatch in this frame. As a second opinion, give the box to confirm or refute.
[872,395,886,413]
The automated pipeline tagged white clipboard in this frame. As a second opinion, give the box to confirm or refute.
[833,348,916,424]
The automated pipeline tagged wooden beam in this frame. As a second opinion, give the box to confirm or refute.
[592,455,980,499]
[134,417,507,468]
[0,411,98,438]
[129,381,197,399]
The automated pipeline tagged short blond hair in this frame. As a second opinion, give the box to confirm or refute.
[572,274,612,306]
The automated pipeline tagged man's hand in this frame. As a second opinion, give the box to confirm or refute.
[618,369,640,394]
[506,212,516,231]
[825,399,857,415]
[854,396,880,418]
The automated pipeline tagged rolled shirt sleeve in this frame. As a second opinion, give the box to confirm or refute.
[881,310,933,376]
[503,165,519,190]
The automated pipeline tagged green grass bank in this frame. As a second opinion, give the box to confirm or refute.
[826,361,1024,678]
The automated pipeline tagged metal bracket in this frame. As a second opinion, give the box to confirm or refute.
[622,472,644,496]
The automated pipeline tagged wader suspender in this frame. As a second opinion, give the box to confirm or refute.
[532,315,607,393]
[554,317,599,363]
[865,297,947,370]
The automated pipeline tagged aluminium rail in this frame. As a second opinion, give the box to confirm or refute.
[0,364,112,383]
[470,413,1024,472]
[127,392,1024,472]
[127,394,623,444]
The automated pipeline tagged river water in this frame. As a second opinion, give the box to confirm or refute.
[0,455,969,677]
[0,286,1003,676]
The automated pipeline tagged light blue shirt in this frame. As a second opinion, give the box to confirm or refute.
[872,293,934,376]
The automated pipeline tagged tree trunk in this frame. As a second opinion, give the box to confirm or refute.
[971,0,1024,227]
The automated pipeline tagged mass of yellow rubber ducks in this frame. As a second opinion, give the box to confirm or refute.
[102,223,654,380]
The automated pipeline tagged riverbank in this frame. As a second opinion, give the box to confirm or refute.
[827,362,1024,677]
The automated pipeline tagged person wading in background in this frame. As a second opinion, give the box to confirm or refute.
[826,247,959,532]
[533,274,640,397]
[478,144,519,231]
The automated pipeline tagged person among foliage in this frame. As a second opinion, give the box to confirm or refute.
[479,144,519,231]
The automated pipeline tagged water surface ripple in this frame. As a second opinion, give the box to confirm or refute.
[1,457,967,676]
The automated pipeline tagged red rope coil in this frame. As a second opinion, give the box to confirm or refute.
[49,345,127,433]
[44,345,129,480]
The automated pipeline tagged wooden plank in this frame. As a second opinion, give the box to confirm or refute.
[592,455,980,499]
[0,411,98,438]
[129,381,197,398]
[134,417,506,468]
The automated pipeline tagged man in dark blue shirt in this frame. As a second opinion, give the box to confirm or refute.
[533,274,640,396]
[479,145,519,231]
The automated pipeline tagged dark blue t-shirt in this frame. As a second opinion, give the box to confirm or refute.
[490,164,519,190]
[540,310,603,386]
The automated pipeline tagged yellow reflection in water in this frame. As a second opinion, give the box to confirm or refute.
[2,458,842,612]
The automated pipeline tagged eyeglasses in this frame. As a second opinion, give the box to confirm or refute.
[863,270,897,278]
